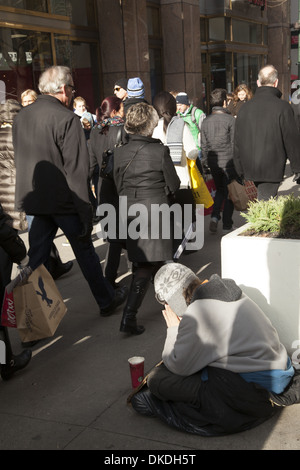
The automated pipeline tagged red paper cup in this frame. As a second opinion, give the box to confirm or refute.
[128,356,145,388]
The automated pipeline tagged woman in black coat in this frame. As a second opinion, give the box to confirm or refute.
[113,103,180,335]
[0,204,31,380]
[89,96,127,288]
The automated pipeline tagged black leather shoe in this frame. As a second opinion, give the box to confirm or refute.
[120,308,145,335]
[21,340,40,348]
[120,319,145,335]
[1,350,32,381]
[51,261,73,280]
[100,286,128,317]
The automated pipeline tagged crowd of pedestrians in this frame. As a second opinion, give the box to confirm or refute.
[0,64,300,436]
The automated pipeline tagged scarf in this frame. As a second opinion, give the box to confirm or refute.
[100,116,124,129]
[166,115,184,164]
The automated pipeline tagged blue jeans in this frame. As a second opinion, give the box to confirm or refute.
[28,214,114,309]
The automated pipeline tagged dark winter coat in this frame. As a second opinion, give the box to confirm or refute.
[201,107,237,180]
[13,95,91,223]
[123,97,148,115]
[0,204,26,264]
[234,86,300,182]
[0,203,26,301]
[0,100,27,231]
[227,99,246,117]
[113,134,180,262]
[89,121,126,205]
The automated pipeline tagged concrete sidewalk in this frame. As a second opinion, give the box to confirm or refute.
[1,174,300,451]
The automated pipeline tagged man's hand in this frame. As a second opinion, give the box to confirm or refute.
[162,303,181,328]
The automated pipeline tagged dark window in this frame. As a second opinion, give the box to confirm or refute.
[232,19,262,45]
[55,36,100,111]
[50,0,96,26]
[0,0,47,12]
[0,28,52,101]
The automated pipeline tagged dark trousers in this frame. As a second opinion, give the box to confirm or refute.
[105,241,124,286]
[211,169,234,229]
[28,214,114,309]
[147,363,203,406]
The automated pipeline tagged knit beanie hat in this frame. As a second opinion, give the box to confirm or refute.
[176,92,189,106]
[114,78,128,91]
[80,111,94,127]
[127,77,145,99]
[154,263,199,316]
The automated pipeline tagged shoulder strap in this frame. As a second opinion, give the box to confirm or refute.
[123,143,146,174]
[191,106,197,124]
[191,106,205,132]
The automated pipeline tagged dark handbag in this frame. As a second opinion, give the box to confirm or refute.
[100,128,122,180]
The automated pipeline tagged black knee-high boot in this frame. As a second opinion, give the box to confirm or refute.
[120,275,150,335]
[0,327,32,381]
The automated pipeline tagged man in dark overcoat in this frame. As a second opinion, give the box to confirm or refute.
[13,66,127,316]
[233,65,300,200]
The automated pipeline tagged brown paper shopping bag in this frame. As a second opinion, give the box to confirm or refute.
[227,179,249,211]
[13,264,67,342]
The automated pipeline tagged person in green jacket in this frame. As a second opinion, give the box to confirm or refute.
[176,92,205,153]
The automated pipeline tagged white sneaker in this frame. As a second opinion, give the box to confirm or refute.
[209,217,218,233]
[222,226,236,235]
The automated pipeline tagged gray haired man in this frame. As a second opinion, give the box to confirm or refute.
[13,66,127,316]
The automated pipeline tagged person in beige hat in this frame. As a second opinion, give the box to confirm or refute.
[150,262,293,399]
[129,263,299,436]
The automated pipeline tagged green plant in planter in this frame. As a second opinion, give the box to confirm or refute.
[241,194,300,238]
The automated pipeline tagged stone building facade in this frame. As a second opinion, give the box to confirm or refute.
[0,0,291,112]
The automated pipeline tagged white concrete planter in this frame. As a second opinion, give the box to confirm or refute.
[221,224,300,358]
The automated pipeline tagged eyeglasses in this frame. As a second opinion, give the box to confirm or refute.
[66,84,76,94]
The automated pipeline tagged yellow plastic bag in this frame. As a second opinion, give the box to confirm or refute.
[187,159,214,209]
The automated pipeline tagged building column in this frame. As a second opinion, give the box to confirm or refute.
[97,0,151,101]
[160,0,203,107]
[267,0,291,101]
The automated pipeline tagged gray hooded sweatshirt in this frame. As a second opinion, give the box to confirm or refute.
[162,274,288,376]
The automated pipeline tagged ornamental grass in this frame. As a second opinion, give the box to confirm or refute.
[241,194,300,238]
